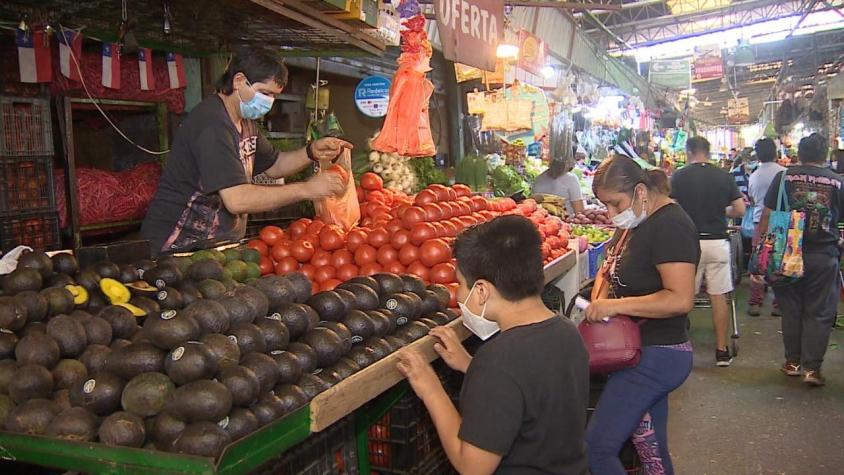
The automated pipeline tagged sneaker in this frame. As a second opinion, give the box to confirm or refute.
[803,370,826,387]
[781,362,801,376]
[716,349,733,367]
[771,307,782,317]
[748,305,761,317]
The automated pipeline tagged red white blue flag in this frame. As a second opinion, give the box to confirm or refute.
[138,48,155,91]
[58,29,82,81]
[166,52,186,89]
[15,29,52,83]
[101,43,121,89]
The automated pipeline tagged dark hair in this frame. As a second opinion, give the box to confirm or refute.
[755,138,777,163]
[798,133,827,164]
[216,50,288,95]
[592,155,669,196]
[547,159,566,179]
[686,136,711,157]
[453,216,544,301]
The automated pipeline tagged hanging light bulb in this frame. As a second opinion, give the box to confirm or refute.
[162,0,173,35]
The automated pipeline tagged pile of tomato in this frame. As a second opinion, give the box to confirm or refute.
[247,173,571,300]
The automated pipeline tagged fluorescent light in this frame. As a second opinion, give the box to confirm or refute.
[496,44,519,59]
[541,66,555,78]
[794,122,804,130]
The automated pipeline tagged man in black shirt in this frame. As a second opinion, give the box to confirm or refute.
[671,137,746,366]
[142,51,348,255]
[396,216,589,475]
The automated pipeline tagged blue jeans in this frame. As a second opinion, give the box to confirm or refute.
[586,346,693,475]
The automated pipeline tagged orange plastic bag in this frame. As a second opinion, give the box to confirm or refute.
[314,149,361,231]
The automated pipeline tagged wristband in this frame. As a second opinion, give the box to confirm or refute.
[306,142,318,162]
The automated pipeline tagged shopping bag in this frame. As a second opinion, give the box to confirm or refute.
[748,173,804,286]
[314,149,360,231]
[741,206,755,239]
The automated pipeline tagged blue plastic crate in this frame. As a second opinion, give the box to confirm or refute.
[587,241,609,279]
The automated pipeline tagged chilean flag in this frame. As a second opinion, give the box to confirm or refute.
[16,29,52,83]
[138,48,155,91]
[166,52,186,89]
[58,30,82,81]
[101,43,121,89]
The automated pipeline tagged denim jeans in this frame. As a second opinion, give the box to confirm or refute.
[586,346,693,475]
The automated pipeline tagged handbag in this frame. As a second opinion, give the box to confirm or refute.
[578,229,644,375]
[749,172,805,286]
[741,205,755,239]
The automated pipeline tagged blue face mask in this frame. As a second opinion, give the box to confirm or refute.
[238,79,274,120]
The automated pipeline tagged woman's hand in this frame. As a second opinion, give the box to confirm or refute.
[585,299,618,323]
[430,326,472,373]
[396,349,441,400]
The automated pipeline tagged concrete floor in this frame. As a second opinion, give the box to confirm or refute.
[668,280,844,475]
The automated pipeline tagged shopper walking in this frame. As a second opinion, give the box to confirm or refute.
[756,134,843,387]
[533,158,586,215]
[585,156,699,475]
[671,136,746,366]
[747,138,785,316]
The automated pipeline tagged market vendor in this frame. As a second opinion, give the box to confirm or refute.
[141,52,349,255]
[533,158,586,214]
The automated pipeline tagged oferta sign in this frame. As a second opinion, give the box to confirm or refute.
[434,0,503,71]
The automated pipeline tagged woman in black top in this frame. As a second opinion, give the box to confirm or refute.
[584,156,700,475]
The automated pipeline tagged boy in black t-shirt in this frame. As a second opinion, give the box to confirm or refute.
[396,216,589,475]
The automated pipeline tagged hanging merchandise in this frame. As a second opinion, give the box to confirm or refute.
[467,90,486,115]
[165,52,186,89]
[101,43,121,89]
[16,27,52,83]
[549,113,574,163]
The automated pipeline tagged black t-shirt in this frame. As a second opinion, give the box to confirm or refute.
[670,162,742,239]
[764,166,844,253]
[141,95,277,255]
[458,316,589,475]
[610,203,700,346]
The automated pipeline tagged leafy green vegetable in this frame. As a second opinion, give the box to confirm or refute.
[352,151,371,182]
[409,157,447,192]
[490,165,529,197]
[456,155,488,192]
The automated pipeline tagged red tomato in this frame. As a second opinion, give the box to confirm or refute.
[430,262,456,284]
[386,219,404,233]
[271,242,292,262]
[366,189,388,203]
[359,262,383,276]
[431,222,447,238]
[446,283,459,308]
[247,239,269,256]
[361,172,384,191]
[320,279,342,291]
[440,221,458,238]
[288,219,311,239]
[384,261,406,274]
[458,201,473,216]
[367,228,390,248]
[300,233,320,250]
[414,189,438,205]
[354,244,378,266]
[290,240,315,263]
[439,201,456,219]
[470,196,488,212]
[300,263,317,280]
[331,249,354,268]
[356,185,366,203]
[406,261,430,281]
[452,184,472,197]
[346,229,368,252]
[275,257,299,275]
[336,263,360,281]
[389,229,410,250]
[319,226,345,251]
[445,187,458,201]
[460,216,477,228]
[398,244,420,266]
[258,256,274,275]
[402,206,427,229]
[310,281,320,293]
[422,203,443,222]
[306,220,325,235]
[376,245,399,266]
[420,239,451,267]
[410,222,437,246]
[314,266,337,283]
[259,225,285,246]
[427,184,448,202]
[328,164,349,183]
[310,249,332,268]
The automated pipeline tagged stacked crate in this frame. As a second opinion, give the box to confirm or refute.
[0,97,60,252]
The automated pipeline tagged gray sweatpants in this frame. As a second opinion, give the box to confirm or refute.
[772,250,840,371]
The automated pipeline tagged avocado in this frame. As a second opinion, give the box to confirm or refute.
[318,321,352,354]
[111,338,134,351]
[401,275,427,298]
[286,342,318,374]
[118,264,140,284]
[218,296,252,327]
[14,290,48,323]
[164,342,218,385]
[223,248,242,263]
[98,411,145,447]
[0,359,15,394]
[344,276,380,295]
[16,332,60,368]
[337,283,379,311]
[225,260,249,283]
[166,380,232,423]
[240,248,261,264]
[121,372,175,417]
[274,303,319,338]
[147,412,186,450]
[188,259,225,282]
[364,337,394,360]
[254,275,297,312]
[233,285,269,320]
[45,273,75,289]
[134,259,157,279]
[241,352,279,394]
[4,398,60,434]
[429,311,451,326]
[330,358,361,380]
[381,293,421,325]
[155,287,184,310]
[228,323,266,355]
[178,284,203,307]
[218,365,261,407]
[270,350,303,385]
[250,392,284,426]
[196,279,226,300]
[143,310,201,350]
[2,268,43,295]
[41,287,75,316]
[129,295,160,316]
[0,296,27,331]
[273,384,309,414]
[69,372,125,416]
[307,291,345,322]
[75,270,101,292]
[130,331,150,344]
[394,321,430,343]
[444,308,459,322]
[296,373,330,400]
[82,316,113,346]
[345,346,378,369]
[200,333,241,371]
[372,273,403,298]
[70,309,93,321]
[221,407,258,442]
[53,388,72,411]
[78,344,112,375]
[46,315,88,357]
[86,289,109,313]
[367,310,395,336]
[52,253,79,275]
[144,264,183,290]
[0,330,16,359]
[341,311,376,344]
[418,318,439,329]
[254,316,290,351]
[420,290,443,317]
[52,359,88,390]
[182,300,230,334]
[97,305,139,340]
[16,250,53,278]
[285,272,313,303]
[9,364,54,403]
[106,342,165,379]
[334,288,358,315]
[301,328,346,368]
[45,406,98,442]
[92,262,121,280]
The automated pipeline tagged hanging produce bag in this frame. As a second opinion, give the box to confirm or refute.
[467,91,487,115]
[314,148,360,231]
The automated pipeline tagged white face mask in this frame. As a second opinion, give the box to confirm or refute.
[611,187,647,229]
[459,282,500,340]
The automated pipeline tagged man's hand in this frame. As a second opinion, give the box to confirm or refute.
[750,274,766,285]
[585,298,618,322]
[430,326,472,373]
[304,172,345,200]
[310,137,353,162]
[396,349,442,400]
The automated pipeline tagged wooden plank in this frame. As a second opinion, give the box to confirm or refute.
[543,250,576,284]
[310,319,471,432]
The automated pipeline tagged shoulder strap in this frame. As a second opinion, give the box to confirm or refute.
[776,171,790,212]
[591,228,631,300]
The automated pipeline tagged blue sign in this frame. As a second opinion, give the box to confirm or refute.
[355,76,391,118]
